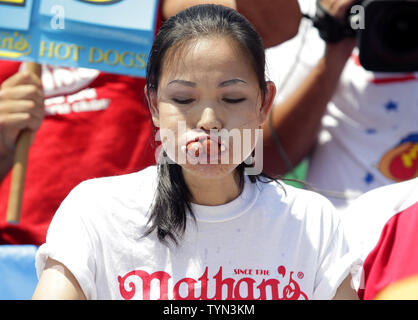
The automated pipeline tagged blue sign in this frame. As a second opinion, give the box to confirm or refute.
[0,0,158,77]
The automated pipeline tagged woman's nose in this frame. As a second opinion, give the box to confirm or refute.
[196,107,222,131]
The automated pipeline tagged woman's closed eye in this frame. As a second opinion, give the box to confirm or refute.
[223,97,246,104]
[172,97,246,104]
[173,98,195,104]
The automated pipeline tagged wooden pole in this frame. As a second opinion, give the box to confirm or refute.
[6,62,42,224]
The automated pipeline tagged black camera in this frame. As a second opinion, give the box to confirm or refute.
[313,0,418,72]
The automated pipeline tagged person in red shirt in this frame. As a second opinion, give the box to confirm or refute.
[365,202,418,299]
[0,62,158,245]
[342,178,418,299]
[0,2,165,245]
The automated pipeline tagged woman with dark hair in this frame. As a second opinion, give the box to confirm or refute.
[33,4,357,300]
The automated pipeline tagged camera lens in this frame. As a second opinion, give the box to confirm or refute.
[358,0,418,71]
[379,6,418,53]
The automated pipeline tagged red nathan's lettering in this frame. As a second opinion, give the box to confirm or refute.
[117,270,170,300]
[117,266,308,300]
[234,268,253,275]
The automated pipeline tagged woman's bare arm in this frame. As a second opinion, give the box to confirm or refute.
[32,258,86,300]
[333,274,359,300]
[161,0,302,48]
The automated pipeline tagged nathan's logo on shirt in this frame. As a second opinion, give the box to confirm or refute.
[378,133,418,182]
[0,32,32,59]
[41,65,100,97]
[117,265,308,300]
[0,0,25,6]
[77,0,122,4]
[40,65,111,116]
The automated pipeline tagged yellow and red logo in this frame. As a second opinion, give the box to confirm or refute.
[77,0,122,4]
[0,0,25,6]
[378,134,418,182]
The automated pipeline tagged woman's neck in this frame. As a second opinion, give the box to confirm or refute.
[181,168,243,206]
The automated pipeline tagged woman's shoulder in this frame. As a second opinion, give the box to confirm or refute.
[81,164,157,188]
[257,178,338,222]
[66,165,159,208]
[259,178,334,207]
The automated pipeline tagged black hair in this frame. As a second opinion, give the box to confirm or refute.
[144,4,279,245]
[146,4,267,101]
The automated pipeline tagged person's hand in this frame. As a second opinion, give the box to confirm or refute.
[320,0,357,22]
[0,66,44,156]
[320,0,358,62]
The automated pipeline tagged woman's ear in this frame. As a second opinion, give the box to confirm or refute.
[259,81,276,124]
[145,87,160,127]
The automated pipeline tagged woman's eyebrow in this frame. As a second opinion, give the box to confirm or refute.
[167,80,196,87]
[218,79,248,87]
[167,79,247,87]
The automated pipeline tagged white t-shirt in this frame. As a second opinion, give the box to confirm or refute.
[266,0,418,209]
[36,166,355,300]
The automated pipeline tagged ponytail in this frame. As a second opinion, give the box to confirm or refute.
[143,155,193,245]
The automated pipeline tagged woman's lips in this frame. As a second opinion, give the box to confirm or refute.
[182,135,227,158]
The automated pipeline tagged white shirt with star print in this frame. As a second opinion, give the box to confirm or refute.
[265,0,418,209]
